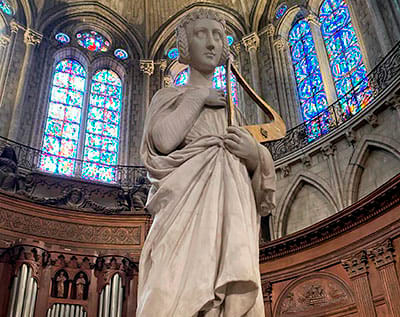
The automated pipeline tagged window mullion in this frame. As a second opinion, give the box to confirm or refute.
[75,66,92,177]
[306,13,337,105]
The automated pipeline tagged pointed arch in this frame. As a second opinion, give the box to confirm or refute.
[275,171,340,237]
[149,3,246,60]
[344,134,400,206]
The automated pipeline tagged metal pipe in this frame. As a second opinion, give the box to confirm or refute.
[14,264,29,317]
[55,303,60,317]
[103,284,111,317]
[110,274,119,317]
[60,304,65,317]
[7,275,19,317]
[70,305,75,317]
[98,290,104,317]
[116,276,123,317]
[50,304,55,317]
[22,274,34,317]
[65,304,70,317]
[28,281,38,317]
[79,306,83,317]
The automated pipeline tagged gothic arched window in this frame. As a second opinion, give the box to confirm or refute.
[39,59,86,176]
[82,69,122,182]
[39,59,123,183]
[319,0,371,115]
[174,66,238,106]
[289,19,329,122]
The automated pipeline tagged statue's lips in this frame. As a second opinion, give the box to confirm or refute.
[204,53,216,58]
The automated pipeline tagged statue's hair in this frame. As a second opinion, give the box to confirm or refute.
[176,9,229,66]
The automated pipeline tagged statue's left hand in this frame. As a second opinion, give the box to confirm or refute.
[223,126,259,174]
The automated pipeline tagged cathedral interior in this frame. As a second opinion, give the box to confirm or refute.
[0,0,399,316]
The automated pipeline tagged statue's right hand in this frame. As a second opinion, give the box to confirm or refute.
[205,88,226,107]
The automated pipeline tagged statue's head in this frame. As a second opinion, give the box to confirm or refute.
[176,9,229,73]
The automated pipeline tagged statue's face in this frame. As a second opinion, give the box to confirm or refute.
[187,18,224,73]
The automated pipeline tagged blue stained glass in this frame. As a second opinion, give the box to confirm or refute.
[227,35,234,46]
[55,33,70,44]
[275,4,288,20]
[114,49,128,60]
[76,31,110,52]
[0,0,13,15]
[39,59,86,176]
[174,66,239,106]
[289,19,329,131]
[320,0,370,116]
[82,69,122,183]
[168,48,179,59]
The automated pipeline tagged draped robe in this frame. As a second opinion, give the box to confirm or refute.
[137,86,276,317]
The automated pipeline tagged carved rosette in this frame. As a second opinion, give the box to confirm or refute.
[140,60,154,76]
[3,245,49,285]
[243,33,260,52]
[24,29,42,46]
[95,256,136,295]
[341,250,369,278]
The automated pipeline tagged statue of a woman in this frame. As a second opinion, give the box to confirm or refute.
[138,9,276,316]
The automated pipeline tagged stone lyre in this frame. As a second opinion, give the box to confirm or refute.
[225,58,287,142]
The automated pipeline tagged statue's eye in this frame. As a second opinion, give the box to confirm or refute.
[196,30,206,38]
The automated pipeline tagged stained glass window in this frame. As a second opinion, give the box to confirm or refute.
[39,59,86,176]
[275,4,288,20]
[76,31,110,52]
[82,70,122,182]
[168,48,179,60]
[0,0,13,15]
[174,66,238,106]
[289,20,329,119]
[55,33,70,44]
[320,0,371,116]
[114,49,128,60]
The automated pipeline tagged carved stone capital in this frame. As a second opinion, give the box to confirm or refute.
[243,33,260,52]
[232,42,241,55]
[24,29,42,46]
[342,250,369,278]
[10,21,21,33]
[280,164,291,177]
[273,37,288,51]
[159,59,167,72]
[345,129,357,146]
[0,35,10,47]
[366,113,379,127]
[163,75,173,87]
[306,13,321,26]
[301,154,312,167]
[266,24,275,37]
[321,143,336,157]
[368,239,395,269]
[139,60,154,76]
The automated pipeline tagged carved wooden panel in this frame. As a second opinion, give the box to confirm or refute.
[275,274,354,316]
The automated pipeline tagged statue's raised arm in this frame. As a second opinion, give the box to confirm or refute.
[138,8,276,317]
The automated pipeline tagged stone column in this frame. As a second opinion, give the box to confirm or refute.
[139,60,154,110]
[273,37,299,128]
[368,239,400,316]
[159,59,167,88]
[261,277,273,317]
[242,32,264,123]
[0,35,10,80]
[306,13,338,105]
[8,28,42,141]
[342,251,377,317]
[0,21,19,109]
[321,143,343,209]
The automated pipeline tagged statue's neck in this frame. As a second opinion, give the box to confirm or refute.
[187,67,214,88]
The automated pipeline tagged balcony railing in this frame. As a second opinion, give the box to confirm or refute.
[1,42,399,185]
[266,41,400,160]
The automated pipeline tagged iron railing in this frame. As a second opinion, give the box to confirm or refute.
[1,41,399,185]
[266,41,400,160]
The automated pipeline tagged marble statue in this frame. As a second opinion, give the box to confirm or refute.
[137,8,276,317]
